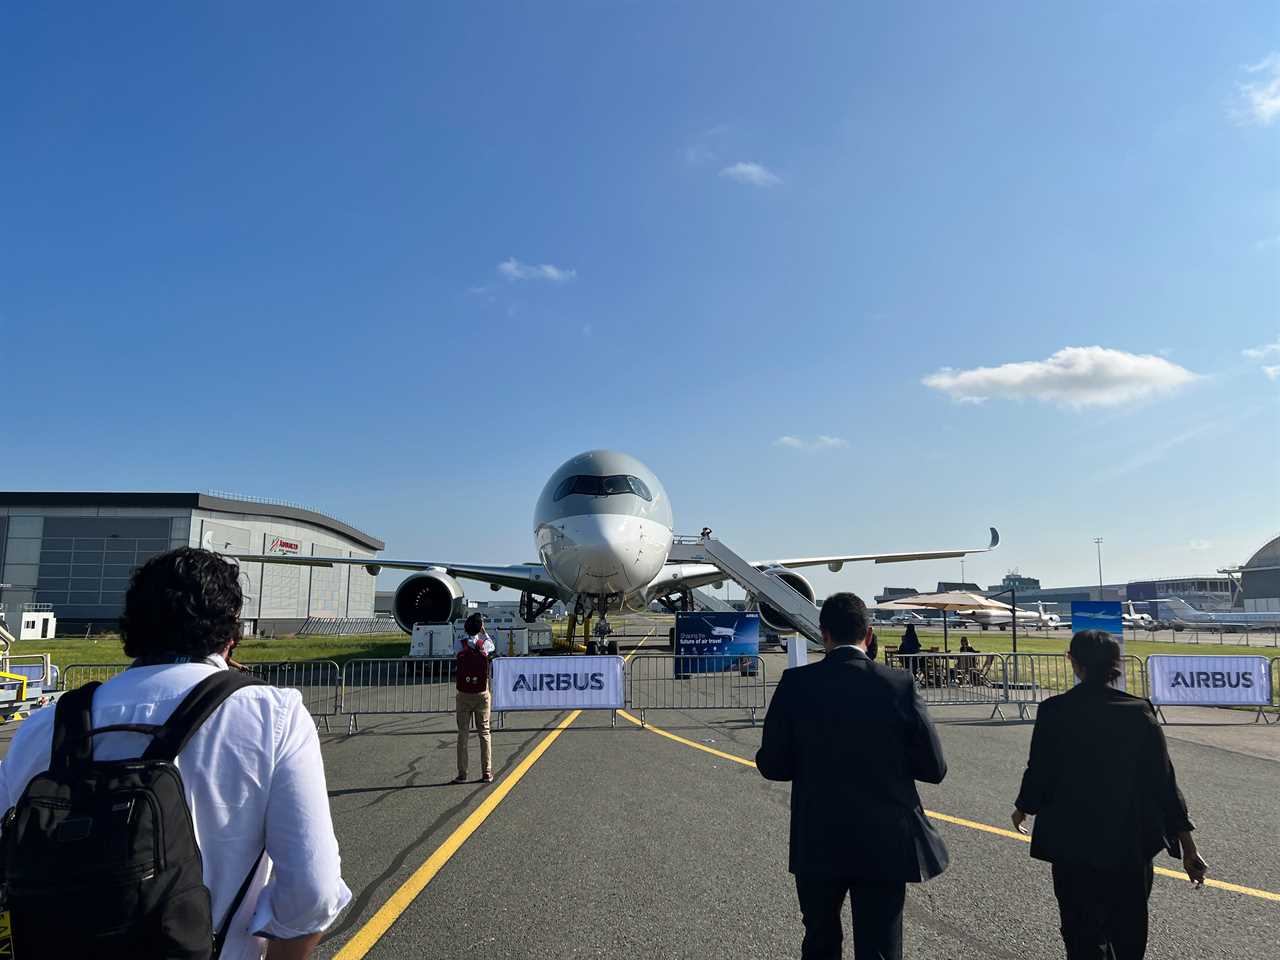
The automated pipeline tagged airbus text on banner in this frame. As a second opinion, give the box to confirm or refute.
[1147,655,1272,707]
[492,655,625,711]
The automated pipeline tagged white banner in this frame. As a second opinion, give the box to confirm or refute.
[492,655,625,711]
[1147,655,1272,707]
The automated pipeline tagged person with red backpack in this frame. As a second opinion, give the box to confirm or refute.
[453,613,494,784]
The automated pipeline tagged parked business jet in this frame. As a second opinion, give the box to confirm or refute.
[228,450,999,651]
[963,601,1064,630]
[1155,597,1280,632]
[1122,601,1154,628]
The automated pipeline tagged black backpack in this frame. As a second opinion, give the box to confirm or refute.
[1,670,265,959]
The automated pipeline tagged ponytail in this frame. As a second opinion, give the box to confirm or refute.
[1069,629,1122,686]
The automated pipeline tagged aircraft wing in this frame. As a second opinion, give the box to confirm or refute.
[650,528,1000,596]
[766,528,1000,571]
[223,553,567,598]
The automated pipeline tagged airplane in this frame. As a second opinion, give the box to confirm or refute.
[225,450,1000,653]
[701,618,738,641]
[961,601,1065,631]
[1154,597,1280,632]
[1122,600,1154,628]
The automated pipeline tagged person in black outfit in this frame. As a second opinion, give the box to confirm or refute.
[899,623,922,656]
[757,593,948,960]
[1012,630,1208,960]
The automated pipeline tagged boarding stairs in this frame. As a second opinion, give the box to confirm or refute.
[668,537,823,644]
[690,588,735,613]
[0,603,15,655]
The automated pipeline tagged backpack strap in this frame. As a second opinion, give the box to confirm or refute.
[212,848,266,958]
[142,671,264,763]
[49,682,102,772]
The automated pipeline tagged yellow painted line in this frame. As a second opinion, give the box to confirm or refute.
[622,630,651,663]
[620,711,1280,904]
[618,708,756,766]
[332,709,583,960]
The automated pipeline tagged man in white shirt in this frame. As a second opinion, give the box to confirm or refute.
[0,548,351,960]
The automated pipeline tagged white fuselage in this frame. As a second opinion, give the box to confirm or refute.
[532,450,676,610]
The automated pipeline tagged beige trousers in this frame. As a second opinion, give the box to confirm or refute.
[455,690,492,778]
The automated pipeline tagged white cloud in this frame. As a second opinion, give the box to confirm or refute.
[1234,53,1280,126]
[1263,365,1280,381]
[1242,340,1280,360]
[922,346,1200,410]
[719,161,781,187]
[774,435,847,450]
[497,257,576,283]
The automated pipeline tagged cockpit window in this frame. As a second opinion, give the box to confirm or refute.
[553,474,653,502]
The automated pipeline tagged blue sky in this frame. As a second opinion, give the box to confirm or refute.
[2,2,1277,601]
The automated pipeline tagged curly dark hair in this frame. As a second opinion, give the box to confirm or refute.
[120,547,243,659]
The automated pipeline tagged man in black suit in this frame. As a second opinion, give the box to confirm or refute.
[1012,630,1207,960]
[757,593,949,960]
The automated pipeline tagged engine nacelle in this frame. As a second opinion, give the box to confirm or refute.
[757,568,816,633]
[392,571,466,633]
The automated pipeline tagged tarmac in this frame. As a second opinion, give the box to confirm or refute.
[2,632,1277,959]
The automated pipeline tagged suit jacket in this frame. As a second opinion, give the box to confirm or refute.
[1015,683,1194,870]
[755,646,949,882]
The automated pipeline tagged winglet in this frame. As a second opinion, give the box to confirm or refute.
[988,527,1000,550]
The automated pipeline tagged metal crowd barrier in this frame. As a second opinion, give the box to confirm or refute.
[62,660,342,730]
[625,653,767,726]
[884,652,1152,720]
[242,660,341,731]
[340,657,458,733]
[886,653,1016,718]
[61,663,129,689]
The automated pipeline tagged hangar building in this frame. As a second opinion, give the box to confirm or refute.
[1237,534,1280,613]
[0,493,384,635]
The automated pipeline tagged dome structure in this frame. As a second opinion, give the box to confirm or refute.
[1239,533,1280,612]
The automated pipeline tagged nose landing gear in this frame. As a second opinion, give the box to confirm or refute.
[585,594,620,656]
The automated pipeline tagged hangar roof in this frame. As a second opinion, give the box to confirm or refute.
[0,492,384,552]
[1243,534,1280,572]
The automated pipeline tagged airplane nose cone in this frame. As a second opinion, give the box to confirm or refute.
[543,513,666,596]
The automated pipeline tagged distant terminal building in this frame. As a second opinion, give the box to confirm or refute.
[0,493,384,636]
[1229,534,1280,613]
[936,581,984,593]
[1126,574,1237,612]
[977,576,1121,604]
[986,572,1041,593]
[875,587,920,604]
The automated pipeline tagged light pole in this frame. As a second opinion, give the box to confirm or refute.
[960,558,966,585]
[1093,538,1104,599]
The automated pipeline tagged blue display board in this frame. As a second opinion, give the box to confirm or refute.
[1069,600,1126,689]
[675,612,761,675]
[1069,601,1124,639]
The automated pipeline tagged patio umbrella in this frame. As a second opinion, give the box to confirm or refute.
[883,591,1012,652]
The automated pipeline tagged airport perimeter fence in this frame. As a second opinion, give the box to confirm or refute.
[1132,626,1280,648]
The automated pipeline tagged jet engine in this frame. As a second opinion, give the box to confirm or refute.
[392,571,466,633]
[756,568,816,633]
